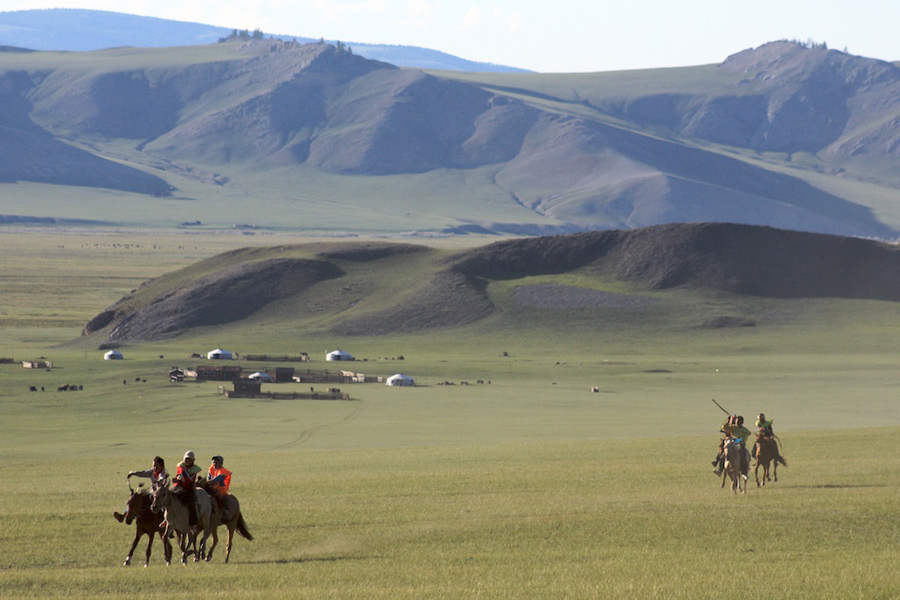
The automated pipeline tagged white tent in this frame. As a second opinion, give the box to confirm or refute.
[103,349,123,360]
[386,373,415,387]
[249,372,273,382]
[326,349,354,362]
[207,348,233,360]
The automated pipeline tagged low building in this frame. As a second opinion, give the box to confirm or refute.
[196,365,242,381]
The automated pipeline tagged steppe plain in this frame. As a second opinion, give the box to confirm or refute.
[1,228,898,599]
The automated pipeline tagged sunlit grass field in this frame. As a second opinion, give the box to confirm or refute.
[1,230,899,599]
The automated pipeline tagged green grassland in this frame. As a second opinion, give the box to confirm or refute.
[1,231,899,598]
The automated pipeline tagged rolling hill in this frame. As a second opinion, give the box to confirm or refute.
[0,8,528,72]
[1,38,899,238]
[82,223,900,343]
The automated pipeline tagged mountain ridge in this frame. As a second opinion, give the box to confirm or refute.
[0,38,899,238]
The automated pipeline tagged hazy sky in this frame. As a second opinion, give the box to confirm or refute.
[5,0,900,72]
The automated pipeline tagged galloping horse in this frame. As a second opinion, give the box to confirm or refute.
[754,432,787,487]
[150,485,212,565]
[121,488,164,566]
[720,438,746,495]
[198,491,253,563]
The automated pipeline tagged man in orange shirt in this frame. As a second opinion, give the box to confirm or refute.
[208,455,234,522]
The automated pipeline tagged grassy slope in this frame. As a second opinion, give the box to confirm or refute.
[1,231,899,598]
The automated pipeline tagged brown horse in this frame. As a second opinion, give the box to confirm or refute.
[122,488,165,567]
[198,491,253,563]
[754,434,787,487]
[720,438,746,495]
[150,485,212,565]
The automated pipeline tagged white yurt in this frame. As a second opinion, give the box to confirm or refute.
[207,348,233,360]
[326,349,354,362]
[249,372,273,382]
[103,349,123,360]
[386,373,415,387]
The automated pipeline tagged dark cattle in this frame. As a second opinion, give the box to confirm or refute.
[29,386,37,392]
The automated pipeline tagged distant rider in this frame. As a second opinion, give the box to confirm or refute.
[751,412,776,464]
[731,416,752,478]
[712,416,736,475]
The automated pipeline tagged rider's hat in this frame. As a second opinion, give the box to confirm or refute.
[211,455,224,463]
[183,450,195,460]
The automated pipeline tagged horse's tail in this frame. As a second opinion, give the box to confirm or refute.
[777,455,787,467]
[236,514,253,541]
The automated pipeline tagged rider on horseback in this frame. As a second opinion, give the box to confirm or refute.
[713,415,752,477]
[114,456,168,523]
[207,455,234,522]
[751,413,775,465]
[173,450,201,526]
[712,416,736,475]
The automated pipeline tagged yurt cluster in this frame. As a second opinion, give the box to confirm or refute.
[103,346,415,387]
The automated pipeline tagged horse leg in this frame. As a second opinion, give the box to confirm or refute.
[195,527,211,562]
[224,523,235,563]
[162,528,173,565]
[144,529,153,567]
[773,460,778,482]
[755,459,762,487]
[206,527,219,562]
[125,529,141,566]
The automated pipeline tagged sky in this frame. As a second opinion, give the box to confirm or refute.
[5,0,900,73]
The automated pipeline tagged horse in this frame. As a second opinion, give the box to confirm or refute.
[150,484,213,565]
[198,490,253,563]
[720,438,746,495]
[754,433,787,487]
[121,487,165,567]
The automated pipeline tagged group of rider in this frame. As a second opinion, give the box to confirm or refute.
[712,413,778,477]
[114,450,233,526]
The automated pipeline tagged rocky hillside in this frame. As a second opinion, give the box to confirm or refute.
[83,223,900,342]
[606,41,900,173]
